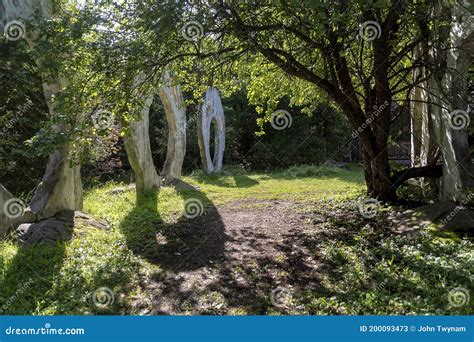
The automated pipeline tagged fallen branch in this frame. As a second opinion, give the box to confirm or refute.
[390,163,443,189]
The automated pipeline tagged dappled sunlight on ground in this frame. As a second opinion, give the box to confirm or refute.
[0,167,472,315]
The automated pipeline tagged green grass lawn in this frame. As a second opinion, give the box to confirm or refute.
[0,166,472,315]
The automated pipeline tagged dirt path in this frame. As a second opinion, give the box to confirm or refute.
[138,200,324,315]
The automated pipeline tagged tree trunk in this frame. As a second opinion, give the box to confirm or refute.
[1,0,83,221]
[410,43,439,196]
[158,70,187,184]
[28,78,83,219]
[427,0,473,201]
[361,142,396,202]
[410,44,438,168]
[123,73,161,192]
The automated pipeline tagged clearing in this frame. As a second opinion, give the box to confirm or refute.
[1,166,472,315]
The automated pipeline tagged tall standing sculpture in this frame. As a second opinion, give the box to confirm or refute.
[159,70,187,185]
[123,72,161,192]
[197,87,226,174]
[1,0,83,222]
[410,0,473,201]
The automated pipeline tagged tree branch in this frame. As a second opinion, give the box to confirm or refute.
[390,163,442,189]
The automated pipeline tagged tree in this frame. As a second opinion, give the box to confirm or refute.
[159,70,188,185]
[122,72,161,192]
[155,0,463,202]
[424,0,473,201]
[1,0,83,221]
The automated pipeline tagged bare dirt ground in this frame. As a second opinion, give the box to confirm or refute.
[137,199,325,315]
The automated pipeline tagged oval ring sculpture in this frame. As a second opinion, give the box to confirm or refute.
[197,87,226,174]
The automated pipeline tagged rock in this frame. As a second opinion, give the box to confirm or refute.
[440,207,474,233]
[391,201,456,234]
[15,210,109,246]
[73,211,110,230]
[0,183,15,237]
[105,184,136,195]
[17,217,74,246]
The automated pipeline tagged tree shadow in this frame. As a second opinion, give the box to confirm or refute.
[125,196,329,315]
[119,187,227,273]
[193,172,259,188]
[0,239,67,314]
[265,165,365,184]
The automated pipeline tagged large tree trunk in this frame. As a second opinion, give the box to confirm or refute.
[361,139,396,202]
[426,0,473,201]
[409,43,439,197]
[158,70,187,184]
[123,73,161,192]
[410,44,438,168]
[1,0,83,221]
[28,78,83,219]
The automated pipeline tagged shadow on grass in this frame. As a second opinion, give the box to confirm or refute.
[266,165,365,184]
[118,185,293,314]
[0,240,66,314]
[193,172,259,188]
[119,187,227,272]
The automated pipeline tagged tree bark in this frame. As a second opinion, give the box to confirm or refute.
[426,0,473,201]
[123,73,161,192]
[2,0,83,220]
[410,44,438,168]
[158,70,187,184]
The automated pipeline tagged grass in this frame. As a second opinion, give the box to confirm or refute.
[0,165,472,315]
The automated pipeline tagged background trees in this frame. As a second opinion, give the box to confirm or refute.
[153,0,471,202]
[1,0,472,205]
